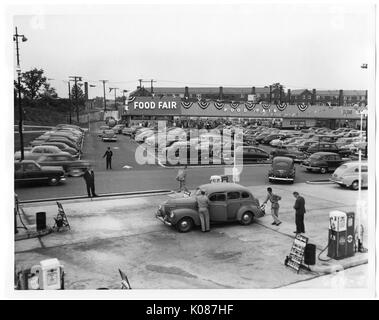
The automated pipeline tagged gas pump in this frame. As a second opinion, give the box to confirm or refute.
[327,211,355,260]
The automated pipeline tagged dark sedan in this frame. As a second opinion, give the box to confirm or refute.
[223,146,270,164]
[268,156,295,183]
[15,160,66,186]
[36,154,91,176]
[306,142,351,157]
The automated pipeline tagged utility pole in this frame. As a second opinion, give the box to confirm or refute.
[150,79,156,94]
[109,87,119,109]
[69,76,82,122]
[13,27,27,161]
[67,81,72,124]
[100,80,108,112]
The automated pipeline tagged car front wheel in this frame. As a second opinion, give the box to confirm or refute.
[240,211,253,225]
[320,167,328,174]
[176,217,194,233]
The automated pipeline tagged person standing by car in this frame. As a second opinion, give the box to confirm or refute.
[83,167,98,198]
[196,189,210,232]
[293,191,306,234]
[262,187,282,226]
[103,147,113,170]
[176,165,189,193]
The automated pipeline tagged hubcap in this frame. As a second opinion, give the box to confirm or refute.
[181,221,188,228]
[243,214,250,221]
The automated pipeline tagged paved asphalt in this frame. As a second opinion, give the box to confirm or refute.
[15,121,328,201]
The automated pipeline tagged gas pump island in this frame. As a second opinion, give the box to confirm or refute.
[328,211,355,260]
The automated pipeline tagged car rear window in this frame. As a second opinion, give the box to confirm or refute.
[227,192,240,200]
[241,191,250,199]
[209,193,226,202]
[310,154,322,160]
[274,161,290,168]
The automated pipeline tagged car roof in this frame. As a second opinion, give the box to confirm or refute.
[340,161,368,167]
[199,183,251,193]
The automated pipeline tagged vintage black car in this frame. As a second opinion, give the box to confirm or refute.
[15,160,66,186]
[223,146,270,164]
[156,183,265,232]
[270,146,307,163]
[306,142,351,157]
[268,156,295,183]
[36,154,91,176]
[301,152,346,174]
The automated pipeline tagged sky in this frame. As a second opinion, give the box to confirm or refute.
[10,2,374,99]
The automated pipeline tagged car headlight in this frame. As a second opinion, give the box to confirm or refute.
[169,212,175,219]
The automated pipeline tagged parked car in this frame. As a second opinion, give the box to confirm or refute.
[301,152,346,174]
[97,125,110,137]
[306,142,351,157]
[112,124,126,134]
[38,142,80,158]
[155,183,265,232]
[102,129,117,142]
[330,161,368,190]
[15,145,70,161]
[297,140,317,152]
[14,160,66,186]
[46,137,81,151]
[268,156,295,183]
[223,146,270,164]
[270,146,307,163]
[36,154,91,177]
[261,134,286,145]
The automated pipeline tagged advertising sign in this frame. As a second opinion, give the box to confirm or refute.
[127,97,182,115]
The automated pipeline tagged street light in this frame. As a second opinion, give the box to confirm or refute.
[13,27,27,161]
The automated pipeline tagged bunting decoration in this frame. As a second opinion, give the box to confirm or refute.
[262,103,271,110]
[230,102,240,109]
[128,96,136,103]
[276,103,287,112]
[197,101,210,109]
[181,101,193,109]
[244,102,257,111]
[297,103,309,112]
[214,101,224,110]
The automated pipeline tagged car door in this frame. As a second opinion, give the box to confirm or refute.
[24,162,43,181]
[208,192,227,221]
[226,191,241,220]
[330,154,342,170]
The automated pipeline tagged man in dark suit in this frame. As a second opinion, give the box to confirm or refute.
[83,167,98,198]
[103,147,113,170]
[293,191,306,234]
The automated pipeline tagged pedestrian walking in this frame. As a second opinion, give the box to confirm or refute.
[262,187,282,226]
[103,147,113,170]
[196,189,210,232]
[176,165,189,193]
[83,167,98,198]
[293,191,306,234]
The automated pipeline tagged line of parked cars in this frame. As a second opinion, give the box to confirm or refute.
[15,124,89,186]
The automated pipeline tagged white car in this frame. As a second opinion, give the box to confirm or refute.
[15,145,69,161]
[330,161,368,190]
[102,130,117,142]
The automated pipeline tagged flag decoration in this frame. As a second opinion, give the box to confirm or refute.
[244,102,257,110]
[214,102,224,110]
[276,103,287,111]
[297,103,309,112]
[128,96,136,103]
[230,102,240,109]
[181,101,193,109]
[197,101,210,109]
[262,103,271,110]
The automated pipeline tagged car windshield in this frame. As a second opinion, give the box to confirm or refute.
[334,165,349,175]
[309,154,322,160]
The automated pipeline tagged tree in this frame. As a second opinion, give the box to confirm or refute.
[20,68,48,100]
[70,83,85,122]
[41,83,58,98]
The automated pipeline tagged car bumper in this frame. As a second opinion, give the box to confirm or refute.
[103,138,117,142]
[155,211,172,226]
[329,178,346,186]
[269,176,294,181]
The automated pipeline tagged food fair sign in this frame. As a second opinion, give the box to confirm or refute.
[127,98,182,115]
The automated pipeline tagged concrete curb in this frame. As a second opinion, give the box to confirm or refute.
[306,180,334,184]
[19,189,173,204]
[309,257,368,274]
[15,227,53,241]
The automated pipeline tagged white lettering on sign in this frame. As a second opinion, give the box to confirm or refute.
[133,101,177,110]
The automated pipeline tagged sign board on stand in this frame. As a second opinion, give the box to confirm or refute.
[285,234,308,273]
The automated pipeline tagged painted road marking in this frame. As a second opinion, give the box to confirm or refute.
[113,147,120,149]
[123,165,133,169]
